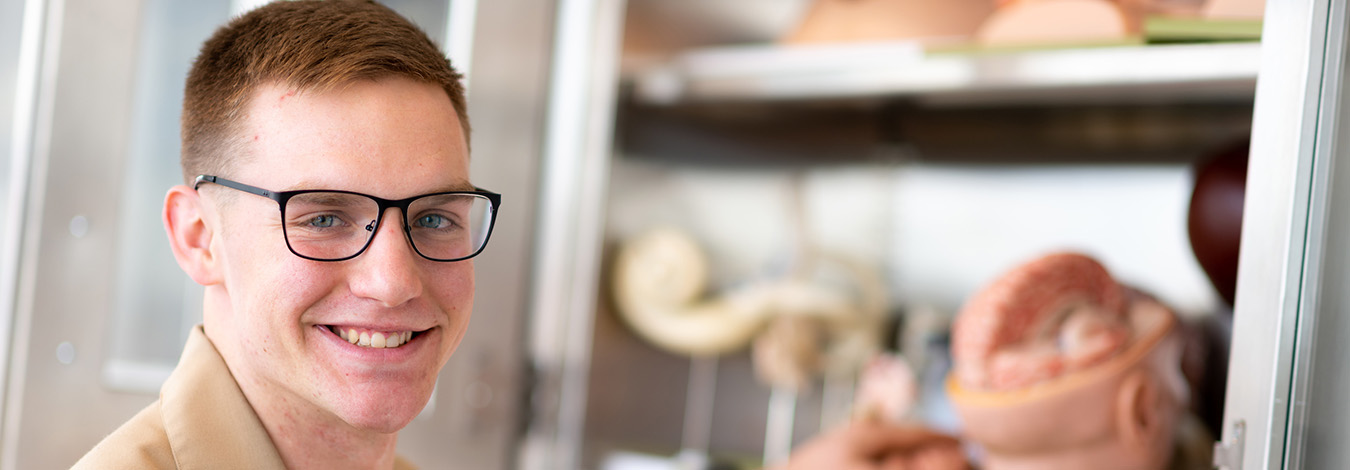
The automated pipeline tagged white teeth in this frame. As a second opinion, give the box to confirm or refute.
[333,327,413,349]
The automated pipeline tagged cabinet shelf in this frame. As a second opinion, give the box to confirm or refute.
[630,41,1261,107]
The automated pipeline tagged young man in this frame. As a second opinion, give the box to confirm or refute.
[74,1,497,468]
[74,1,956,468]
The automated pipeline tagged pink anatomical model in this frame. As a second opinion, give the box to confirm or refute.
[954,253,1131,391]
[947,252,1189,470]
[855,354,919,424]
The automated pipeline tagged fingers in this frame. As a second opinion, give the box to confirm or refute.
[881,453,911,470]
[907,441,968,470]
[782,422,965,470]
[846,422,960,456]
[879,440,967,470]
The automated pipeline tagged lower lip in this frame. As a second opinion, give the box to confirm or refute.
[313,324,434,363]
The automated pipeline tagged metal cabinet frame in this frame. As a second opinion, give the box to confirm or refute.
[1222,0,1348,468]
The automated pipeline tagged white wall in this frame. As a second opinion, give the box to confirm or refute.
[607,158,1221,320]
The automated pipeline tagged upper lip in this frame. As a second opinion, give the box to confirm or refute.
[320,322,434,332]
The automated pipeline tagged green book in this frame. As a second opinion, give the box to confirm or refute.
[1145,15,1263,42]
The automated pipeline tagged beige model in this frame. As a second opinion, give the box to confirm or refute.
[784,0,994,45]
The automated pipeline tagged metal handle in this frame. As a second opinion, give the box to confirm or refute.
[1213,420,1245,470]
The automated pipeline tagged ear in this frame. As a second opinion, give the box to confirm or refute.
[1115,370,1159,451]
[163,185,222,286]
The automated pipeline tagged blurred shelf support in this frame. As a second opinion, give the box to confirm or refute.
[618,100,1254,167]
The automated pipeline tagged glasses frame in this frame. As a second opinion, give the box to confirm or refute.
[194,175,501,262]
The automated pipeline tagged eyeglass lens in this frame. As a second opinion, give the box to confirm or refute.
[283,191,493,261]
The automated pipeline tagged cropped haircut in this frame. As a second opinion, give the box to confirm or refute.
[181,0,469,184]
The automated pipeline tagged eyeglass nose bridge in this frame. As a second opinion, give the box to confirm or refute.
[353,203,420,259]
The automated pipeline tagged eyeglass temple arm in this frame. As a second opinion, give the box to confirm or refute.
[192,175,215,189]
[194,175,276,199]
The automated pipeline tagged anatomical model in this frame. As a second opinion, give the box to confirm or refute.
[976,0,1139,46]
[779,0,1261,48]
[977,0,1264,46]
[947,252,1192,470]
[851,355,969,470]
[784,0,993,46]
[610,228,885,389]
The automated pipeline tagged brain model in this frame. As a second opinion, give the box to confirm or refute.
[953,252,1133,391]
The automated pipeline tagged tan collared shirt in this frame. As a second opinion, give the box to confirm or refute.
[73,326,415,469]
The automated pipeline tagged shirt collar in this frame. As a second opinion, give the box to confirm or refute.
[160,326,418,470]
[160,325,287,469]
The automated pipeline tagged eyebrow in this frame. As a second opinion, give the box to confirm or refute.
[437,179,477,192]
[286,178,477,194]
[298,193,370,207]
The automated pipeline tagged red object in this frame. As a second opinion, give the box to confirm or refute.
[1187,142,1248,308]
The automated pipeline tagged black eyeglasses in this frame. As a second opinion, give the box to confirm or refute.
[194,175,501,262]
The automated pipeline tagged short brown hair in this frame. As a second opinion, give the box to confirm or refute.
[181,0,469,184]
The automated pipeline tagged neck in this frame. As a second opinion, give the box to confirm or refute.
[202,287,400,470]
[980,436,1169,470]
[244,382,400,470]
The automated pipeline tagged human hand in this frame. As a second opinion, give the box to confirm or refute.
[775,422,966,470]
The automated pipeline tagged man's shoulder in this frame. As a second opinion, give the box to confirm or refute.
[71,400,177,470]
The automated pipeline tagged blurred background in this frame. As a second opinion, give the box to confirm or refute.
[5,0,1339,469]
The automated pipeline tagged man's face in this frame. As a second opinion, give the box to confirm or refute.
[204,77,473,433]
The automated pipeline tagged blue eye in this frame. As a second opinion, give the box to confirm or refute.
[416,214,449,229]
[309,215,339,228]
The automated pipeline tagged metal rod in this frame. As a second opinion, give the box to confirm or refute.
[522,0,628,468]
[763,387,798,466]
[681,356,719,454]
[442,0,480,88]
[820,369,857,432]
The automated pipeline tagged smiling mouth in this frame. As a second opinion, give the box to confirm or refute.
[326,325,422,349]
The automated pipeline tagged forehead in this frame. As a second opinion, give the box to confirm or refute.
[235,77,470,197]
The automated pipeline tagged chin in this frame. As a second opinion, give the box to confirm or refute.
[335,385,435,433]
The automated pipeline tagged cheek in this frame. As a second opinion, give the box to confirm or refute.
[421,263,474,364]
[432,261,475,315]
[429,262,475,338]
[221,230,337,325]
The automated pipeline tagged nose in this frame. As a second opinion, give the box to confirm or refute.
[348,207,424,307]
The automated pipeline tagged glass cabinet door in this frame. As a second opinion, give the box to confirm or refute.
[1219,1,1350,469]
[1255,2,1350,469]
